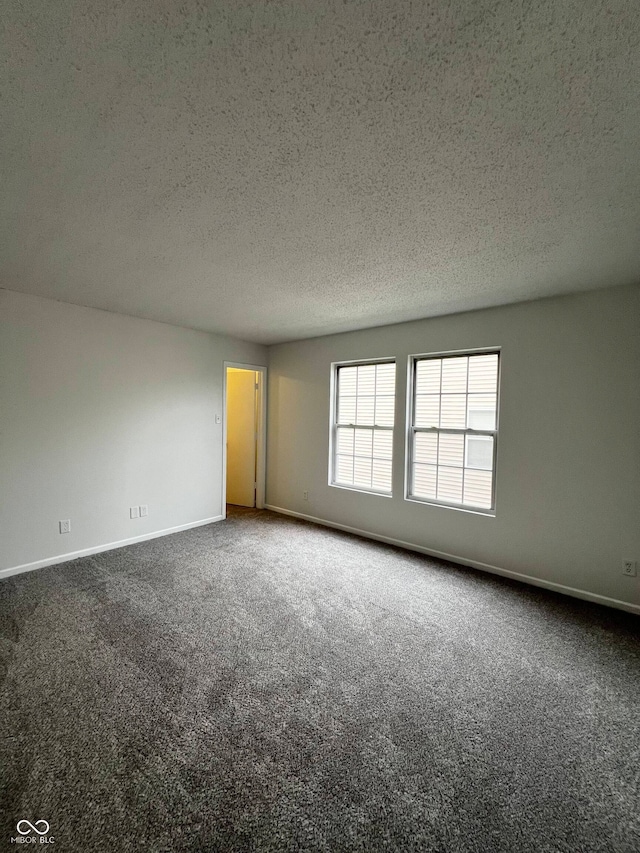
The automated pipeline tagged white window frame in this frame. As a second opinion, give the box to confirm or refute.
[329,358,396,497]
[405,348,501,515]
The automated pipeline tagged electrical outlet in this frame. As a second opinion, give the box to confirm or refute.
[215,414,221,424]
[139,504,148,518]
[130,506,139,519]
[303,490,309,501]
[622,559,637,577]
[59,519,71,534]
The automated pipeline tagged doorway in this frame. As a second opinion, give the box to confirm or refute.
[223,362,266,515]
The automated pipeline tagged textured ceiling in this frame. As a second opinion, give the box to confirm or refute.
[1,1,639,344]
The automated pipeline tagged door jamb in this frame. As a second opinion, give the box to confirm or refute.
[222,361,267,518]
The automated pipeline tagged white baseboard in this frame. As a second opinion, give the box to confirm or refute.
[264,504,640,616]
[0,516,224,581]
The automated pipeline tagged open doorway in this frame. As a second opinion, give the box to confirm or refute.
[223,362,266,516]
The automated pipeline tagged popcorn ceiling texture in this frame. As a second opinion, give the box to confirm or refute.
[1,0,639,343]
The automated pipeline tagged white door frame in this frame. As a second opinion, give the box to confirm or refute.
[222,361,267,518]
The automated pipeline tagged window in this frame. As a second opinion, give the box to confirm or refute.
[408,351,500,512]
[331,361,396,494]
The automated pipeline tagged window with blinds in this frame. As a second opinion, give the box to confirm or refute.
[332,361,396,494]
[408,351,499,511]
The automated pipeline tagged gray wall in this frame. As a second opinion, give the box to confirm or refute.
[266,284,640,611]
[0,290,266,573]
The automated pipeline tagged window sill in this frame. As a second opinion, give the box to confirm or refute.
[329,482,393,498]
[404,495,496,517]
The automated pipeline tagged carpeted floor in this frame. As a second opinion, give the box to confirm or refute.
[1,508,639,852]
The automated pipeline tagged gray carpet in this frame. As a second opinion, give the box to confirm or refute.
[1,508,639,852]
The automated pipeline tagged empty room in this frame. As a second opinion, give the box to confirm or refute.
[1,1,639,851]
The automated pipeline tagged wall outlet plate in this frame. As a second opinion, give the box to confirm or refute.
[139,504,148,517]
[130,506,139,519]
[59,519,71,534]
[303,490,309,500]
[622,560,637,577]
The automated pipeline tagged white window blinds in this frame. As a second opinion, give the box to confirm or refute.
[409,352,499,511]
[333,361,395,494]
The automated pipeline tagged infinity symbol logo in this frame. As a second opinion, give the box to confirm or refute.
[17,820,50,835]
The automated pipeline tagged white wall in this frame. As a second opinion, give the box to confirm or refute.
[0,290,266,573]
[266,284,640,611]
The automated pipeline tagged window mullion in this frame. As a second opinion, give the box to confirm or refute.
[336,423,392,430]
[413,427,495,436]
